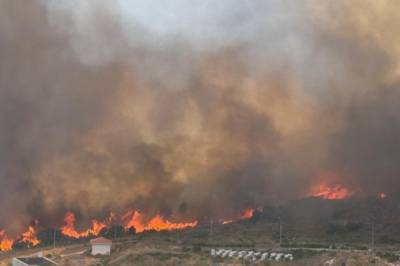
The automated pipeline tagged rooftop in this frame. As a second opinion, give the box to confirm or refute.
[15,257,57,265]
[90,236,112,245]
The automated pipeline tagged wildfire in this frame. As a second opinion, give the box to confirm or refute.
[0,224,40,251]
[310,183,351,200]
[21,223,40,247]
[124,211,197,233]
[2,208,256,252]
[0,210,198,252]
[61,210,197,239]
[0,230,13,251]
[378,192,387,199]
[241,208,255,219]
[61,212,106,239]
[222,208,258,225]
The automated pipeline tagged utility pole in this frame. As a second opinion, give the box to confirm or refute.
[372,219,375,251]
[53,229,56,249]
[371,218,375,263]
[279,217,282,248]
[209,219,213,239]
[209,193,216,241]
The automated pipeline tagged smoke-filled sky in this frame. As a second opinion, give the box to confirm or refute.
[1,0,400,233]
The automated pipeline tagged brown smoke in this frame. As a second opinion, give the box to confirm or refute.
[0,0,399,234]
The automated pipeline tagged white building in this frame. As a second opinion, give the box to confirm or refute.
[90,237,112,256]
[12,257,57,266]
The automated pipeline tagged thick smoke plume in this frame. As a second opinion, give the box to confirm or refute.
[0,0,399,234]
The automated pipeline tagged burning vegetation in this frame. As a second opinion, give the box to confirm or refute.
[0,230,13,251]
[0,207,264,252]
[123,211,198,233]
[0,224,40,251]
[61,212,107,239]
[310,184,352,200]
[222,208,258,225]
[21,224,40,247]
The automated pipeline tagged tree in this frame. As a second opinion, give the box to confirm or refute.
[127,226,136,235]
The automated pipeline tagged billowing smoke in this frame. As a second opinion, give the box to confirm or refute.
[0,0,399,233]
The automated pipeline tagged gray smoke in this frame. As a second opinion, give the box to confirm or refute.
[0,0,399,233]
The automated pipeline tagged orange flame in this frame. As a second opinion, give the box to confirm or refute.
[61,212,106,239]
[0,210,198,252]
[222,208,258,225]
[124,211,197,233]
[241,208,255,219]
[310,184,351,200]
[21,224,40,247]
[145,215,198,232]
[0,230,13,251]
[61,210,197,239]
[124,211,143,232]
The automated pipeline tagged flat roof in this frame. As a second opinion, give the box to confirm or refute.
[90,236,112,245]
[15,257,57,265]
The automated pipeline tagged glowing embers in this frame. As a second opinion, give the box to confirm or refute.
[124,211,197,233]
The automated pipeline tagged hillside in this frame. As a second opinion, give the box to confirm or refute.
[2,196,400,265]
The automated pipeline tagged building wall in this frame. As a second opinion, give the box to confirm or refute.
[92,244,111,255]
